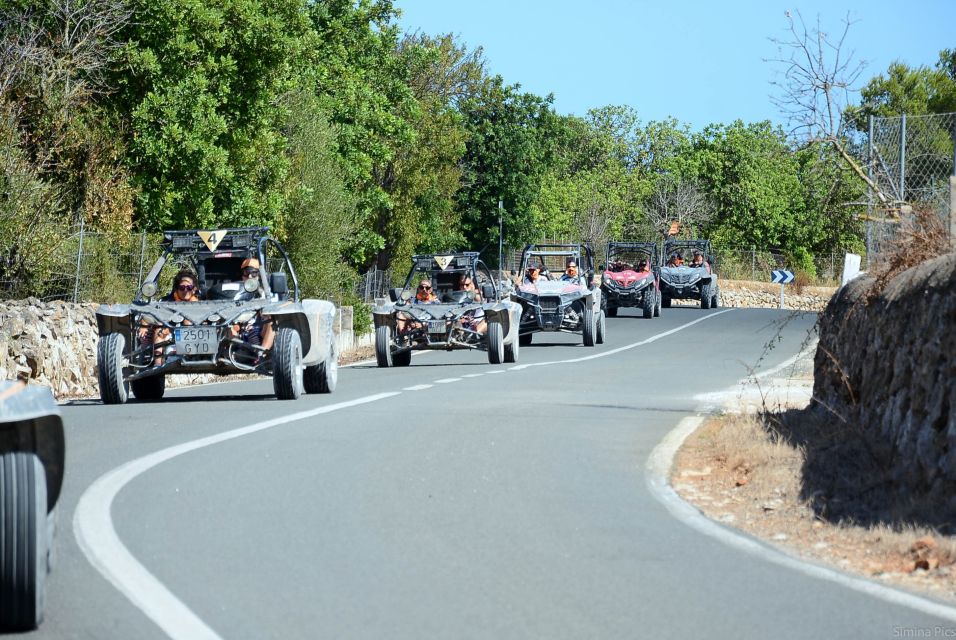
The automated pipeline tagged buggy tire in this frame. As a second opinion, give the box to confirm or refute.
[487,321,504,364]
[642,290,655,318]
[596,310,606,344]
[654,291,661,317]
[304,342,338,394]
[393,349,412,367]
[504,331,519,363]
[662,295,671,308]
[97,333,128,405]
[712,288,720,309]
[519,333,533,346]
[606,305,618,318]
[582,306,596,347]
[0,452,48,632]
[700,282,713,309]
[273,327,303,400]
[374,325,392,368]
[130,375,165,401]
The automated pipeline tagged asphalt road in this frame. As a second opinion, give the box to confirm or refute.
[10,306,953,639]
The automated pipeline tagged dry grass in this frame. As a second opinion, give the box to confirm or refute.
[675,411,956,599]
[867,206,951,298]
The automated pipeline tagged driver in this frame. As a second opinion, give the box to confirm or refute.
[524,264,542,284]
[151,269,200,364]
[228,257,275,358]
[560,260,581,282]
[689,251,705,268]
[414,279,438,303]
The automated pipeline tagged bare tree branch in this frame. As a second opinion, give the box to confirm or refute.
[643,177,714,239]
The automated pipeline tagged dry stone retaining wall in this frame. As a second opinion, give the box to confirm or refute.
[0,299,370,400]
[813,253,956,504]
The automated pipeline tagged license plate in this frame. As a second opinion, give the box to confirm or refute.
[427,320,446,334]
[174,326,217,355]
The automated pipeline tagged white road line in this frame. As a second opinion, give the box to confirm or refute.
[433,378,462,384]
[461,373,485,378]
[403,384,434,391]
[485,370,506,374]
[74,392,400,640]
[509,309,734,371]
[646,421,956,623]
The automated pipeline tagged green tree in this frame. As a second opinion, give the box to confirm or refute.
[113,0,313,230]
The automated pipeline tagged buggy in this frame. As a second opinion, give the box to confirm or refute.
[601,241,661,318]
[372,252,523,365]
[658,239,721,309]
[0,382,64,631]
[95,227,338,402]
[512,244,605,346]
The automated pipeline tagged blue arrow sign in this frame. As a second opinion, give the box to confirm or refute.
[771,270,794,284]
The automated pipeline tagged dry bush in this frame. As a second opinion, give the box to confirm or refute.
[791,270,814,294]
[867,206,950,298]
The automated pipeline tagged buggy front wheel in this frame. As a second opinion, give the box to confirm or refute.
[305,341,338,394]
[97,333,128,405]
[273,327,303,400]
[596,310,606,344]
[487,321,504,364]
[582,307,596,347]
[374,325,392,368]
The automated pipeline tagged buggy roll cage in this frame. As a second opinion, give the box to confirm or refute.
[604,241,660,269]
[400,251,500,301]
[519,243,596,283]
[136,227,301,302]
[661,239,717,269]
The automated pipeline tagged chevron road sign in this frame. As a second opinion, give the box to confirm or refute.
[771,270,795,284]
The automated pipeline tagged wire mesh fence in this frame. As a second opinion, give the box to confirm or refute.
[866,112,956,254]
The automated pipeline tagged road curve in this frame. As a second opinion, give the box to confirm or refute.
[12,307,952,639]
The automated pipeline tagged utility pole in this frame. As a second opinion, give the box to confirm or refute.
[498,199,504,273]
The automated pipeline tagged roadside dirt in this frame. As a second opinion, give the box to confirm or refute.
[672,368,956,605]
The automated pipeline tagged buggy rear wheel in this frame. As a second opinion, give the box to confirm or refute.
[97,333,128,405]
[519,333,533,346]
[582,306,596,347]
[374,325,392,368]
[596,310,606,344]
[605,305,618,318]
[130,374,165,401]
[654,291,661,317]
[273,327,303,400]
[487,321,504,364]
[661,295,671,308]
[305,341,338,394]
[700,282,713,309]
[0,452,48,632]
[504,331,519,363]
[711,288,720,309]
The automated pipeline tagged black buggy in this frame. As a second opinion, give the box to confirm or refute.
[658,239,721,309]
[512,243,605,346]
[95,227,339,402]
[372,252,523,366]
[601,241,661,318]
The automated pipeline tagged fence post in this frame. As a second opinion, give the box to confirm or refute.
[138,231,147,286]
[867,115,874,256]
[73,219,85,303]
[899,113,907,204]
[950,176,956,248]
[750,246,756,281]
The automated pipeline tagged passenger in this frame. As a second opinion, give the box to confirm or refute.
[524,264,542,284]
[560,260,580,282]
[414,279,438,303]
[690,251,705,268]
[456,275,487,334]
[637,259,650,273]
[152,269,200,364]
[229,257,275,354]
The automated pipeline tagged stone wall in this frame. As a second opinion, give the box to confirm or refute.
[813,253,956,502]
[718,280,835,311]
[0,299,371,400]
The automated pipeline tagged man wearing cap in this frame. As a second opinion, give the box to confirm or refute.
[524,264,542,284]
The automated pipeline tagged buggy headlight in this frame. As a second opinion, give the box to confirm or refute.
[141,282,158,298]
[138,313,161,325]
[243,277,259,293]
[170,313,185,324]
[234,310,257,324]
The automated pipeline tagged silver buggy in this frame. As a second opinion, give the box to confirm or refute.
[95,227,338,402]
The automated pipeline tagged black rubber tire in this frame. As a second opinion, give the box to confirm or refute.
[605,305,618,318]
[582,306,596,347]
[374,325,392,368]
[304,342,338,394]
[273,326,303,400]
[642,290,655,319]
[700,282,713,309]
[97,333,128,405]
[712,287,720,309]
[596,310,606,344]
[662,295,671,308]
[0,452,48,632]
[393,349,412,367]
[519,333,533,346]
[130,374,165,401]
[654,291,662,317]
[503,329,519,363]
[487,321,504,364]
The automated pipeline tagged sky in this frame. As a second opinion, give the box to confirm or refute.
[396,0,956,131]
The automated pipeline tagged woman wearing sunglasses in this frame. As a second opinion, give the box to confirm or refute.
[151,269,200,364]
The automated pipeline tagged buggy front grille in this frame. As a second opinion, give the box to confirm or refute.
[539,296,560,312]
